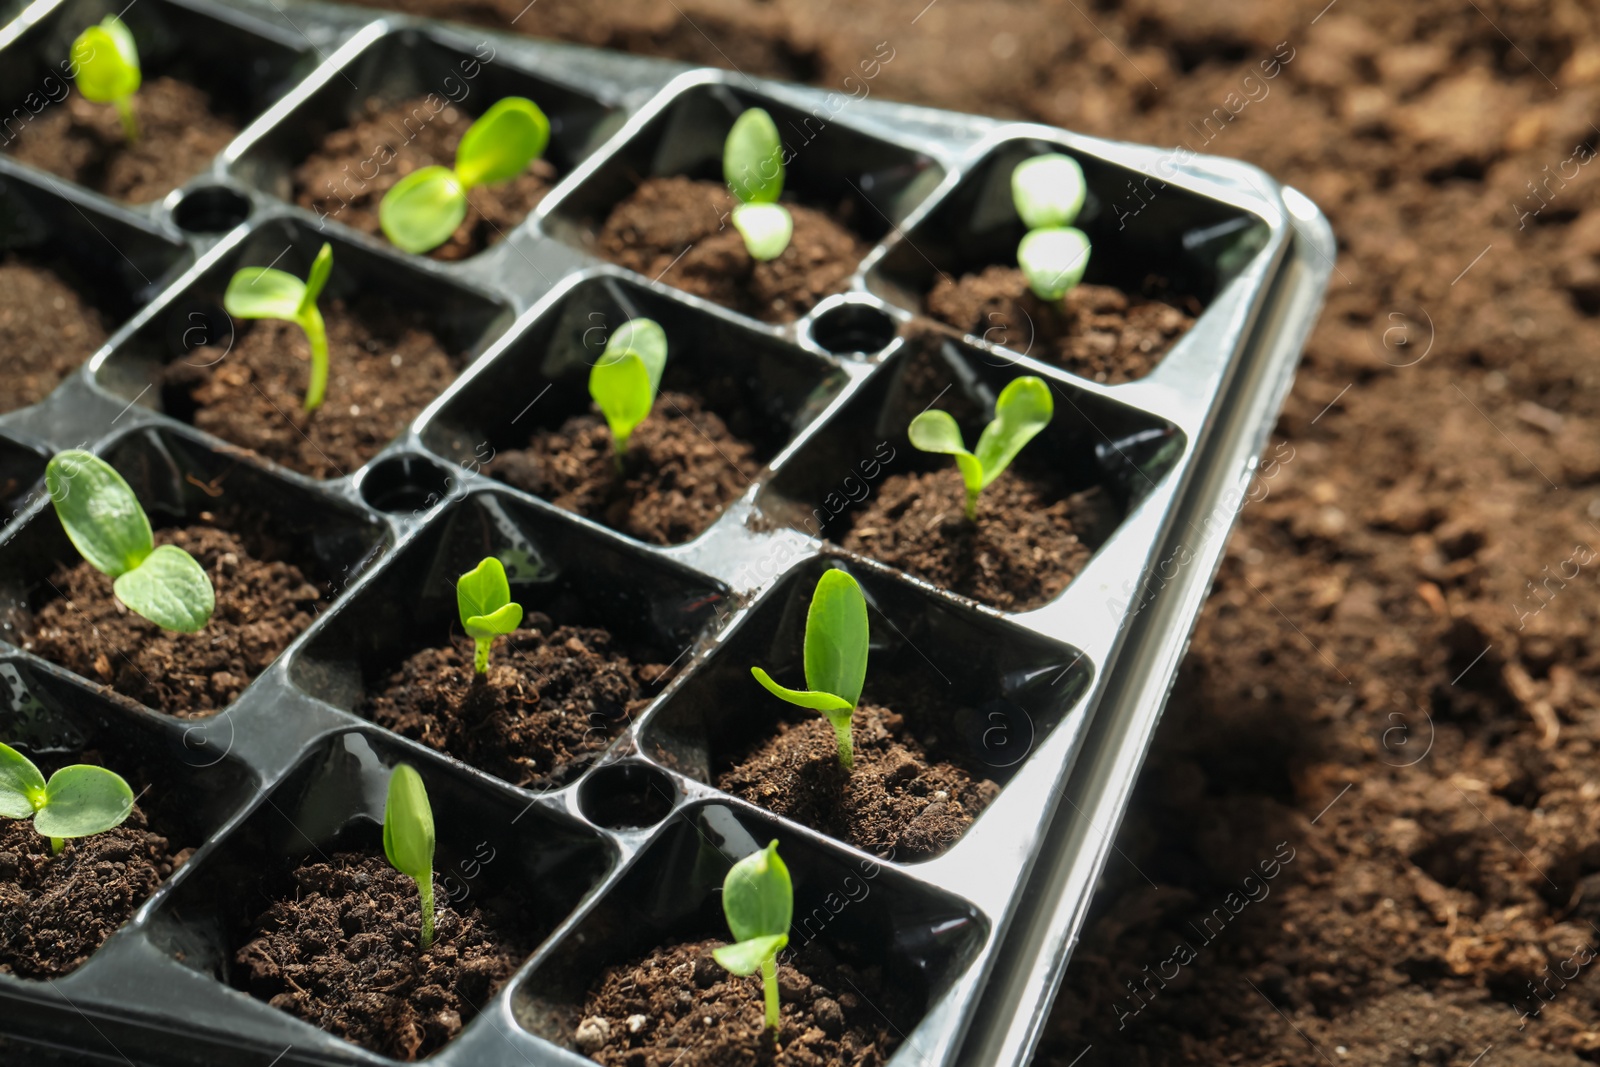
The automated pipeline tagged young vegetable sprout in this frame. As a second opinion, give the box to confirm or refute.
[380,97,550,254]
[724,108,793,262]
[909,375,1053,519]
[456,557,523,674]
[712,840,793,1033]
[750,570,868,772]
[45,450,215,633]
[71,16,141,142]
[1011,153,1091,301]
[588,317,668,466]
[0,742,134,856]
[383,763,436,950]
[223,243,334,412]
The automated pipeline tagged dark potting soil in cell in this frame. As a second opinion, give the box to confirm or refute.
[234,850,539,1062]
[717,702,999,861]
[575,937,910,1066]
[924,267,1199,385]
[163,296,459,479]
[596,176,866,324]
[361,623,672,790]
[0,256,111,414]
[5,77,238,203]
[0,803,181,979]
[492,391,760,546]
[840,467,1116,613]
[293,96,558,262]
[23,523,323,716]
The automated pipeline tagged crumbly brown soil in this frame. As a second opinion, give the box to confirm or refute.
[575,937,910,1066]
[718,703,998,861]
[164,297,458,479]
[491,391,759,545]
[595,177,865,324]
[0,803,179,979]
[293,96,557,261]
[23,524,322,716]
[361,623,671,790]
[5,77,238,203]
[234,851,537,1061]
[0,257,109,414]
[28,0,1600,1059]
[925,268,1199,384]
[839,468,1115,613]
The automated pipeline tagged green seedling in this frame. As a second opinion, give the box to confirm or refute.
[457,557,523,674]
[712,840,793,1032]
[750,570,868,771]
[724,108,793,261]
[71,16,141,142]
[1011,153,1091,301]
[908,376,1053,520]
[380,97,550,254]
[383,763,437,950]
[46,450,215,633]
[0,742,133,856]
[588,317,668,464]
[223,243,334,412]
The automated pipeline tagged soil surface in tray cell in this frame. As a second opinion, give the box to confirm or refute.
[492,390,760,545]
[23,521,323,716]
[294,95,558,262]
[6,77,238,203]
[839,466,1116,613]
[164,295,459,479]
[0,256,111,414]
[235,850,539,1061]
[718,700,999,861]
[596,176,866,324]
[361,620,673,791]
[574,936,910,1066]
[925,267,1200,385]
[0,801,181,979]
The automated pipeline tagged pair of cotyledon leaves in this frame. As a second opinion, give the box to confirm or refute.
[712,839,794,1003]
[380,97,551,254]
[0,742,133,847]
[725,108,793,261]
[588,318,669,456]
[456,557,524,673]
[223,243,334,411]
[46,451,215,633]
[1012,152,1092,301]
[908,376,1055,519]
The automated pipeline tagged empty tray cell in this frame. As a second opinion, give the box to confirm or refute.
[514,800,988,1062]
[541,76,944,324]
[0,0,315,202]
[143,728,614,1061]
[418,273,846,546]
[867,134,1270,383]
[288,487,728,791]
[0,424,390,717]
[758,327,1185,612]
[227,25,621,262]
[639,555,1092,861]
[0,655,255,979]
[92,216,515,479]
[0,166,188,413]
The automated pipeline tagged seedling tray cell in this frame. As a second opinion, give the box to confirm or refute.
[0,0,1334,1064]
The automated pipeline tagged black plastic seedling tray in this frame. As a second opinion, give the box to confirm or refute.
[0,0,1335,1064]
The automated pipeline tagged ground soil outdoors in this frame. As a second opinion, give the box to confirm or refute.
[330,0,1600,1062]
